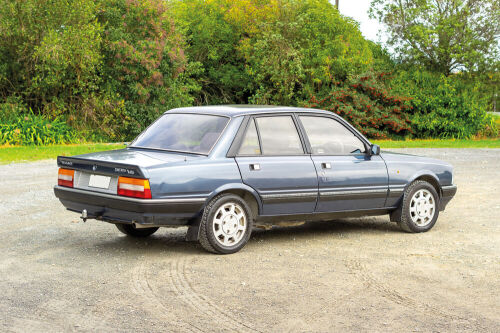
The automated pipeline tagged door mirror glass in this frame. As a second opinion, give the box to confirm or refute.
[371,144,380,155]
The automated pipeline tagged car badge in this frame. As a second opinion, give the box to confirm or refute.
[92,165,97,171]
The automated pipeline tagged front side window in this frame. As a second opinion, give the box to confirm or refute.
[300,116,366,155]
[131,113,228,154]
[255,116,304,155]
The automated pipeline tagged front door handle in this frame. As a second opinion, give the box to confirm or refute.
[250,163,260,171]
[321,162,331,169]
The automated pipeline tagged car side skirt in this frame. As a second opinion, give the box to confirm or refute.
[255,207,396,224]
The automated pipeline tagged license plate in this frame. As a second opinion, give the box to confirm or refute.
[88,174,111,189]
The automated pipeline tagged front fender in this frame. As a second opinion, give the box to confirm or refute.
[408,169,441,188]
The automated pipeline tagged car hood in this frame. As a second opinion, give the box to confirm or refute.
[380,150,452,167]
[75,148,201,168]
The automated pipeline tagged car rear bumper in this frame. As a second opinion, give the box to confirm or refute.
[440,185,457,210]
[53,186,206,226]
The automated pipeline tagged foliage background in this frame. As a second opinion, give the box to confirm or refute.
[0,0,497,145]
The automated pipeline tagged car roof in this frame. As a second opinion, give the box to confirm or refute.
[165,105,333,117]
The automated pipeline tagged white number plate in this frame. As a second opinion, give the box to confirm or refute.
[88,174,111,189]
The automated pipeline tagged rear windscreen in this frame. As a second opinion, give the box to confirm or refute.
[130,113,229,154]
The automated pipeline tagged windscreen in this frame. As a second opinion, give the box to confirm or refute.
[130,113,229,154]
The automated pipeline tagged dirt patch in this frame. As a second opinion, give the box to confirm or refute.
[0,149,499,332]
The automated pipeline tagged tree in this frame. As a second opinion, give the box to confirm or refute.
[0,0,103,115]
[97,0,198,137]
[369,0,500,75]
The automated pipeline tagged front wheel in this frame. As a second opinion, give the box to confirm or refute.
[199,194,253,254]
[115,224,159,238]
[396,180,439,233]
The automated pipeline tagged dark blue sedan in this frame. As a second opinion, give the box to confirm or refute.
[54,105,457,254]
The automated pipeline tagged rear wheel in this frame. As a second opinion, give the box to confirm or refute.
[199,194,253,254]
[115,224,159,238]
[396,180,439,233]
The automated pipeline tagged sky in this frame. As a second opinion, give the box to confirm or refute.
[330,0,385,42]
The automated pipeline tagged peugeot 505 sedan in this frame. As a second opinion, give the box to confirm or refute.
[54,105,457,254]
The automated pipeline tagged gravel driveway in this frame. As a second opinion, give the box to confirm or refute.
[0,149,499,332]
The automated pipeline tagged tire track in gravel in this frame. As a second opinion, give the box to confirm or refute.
[130,262,203,333]
[344,259,485,329]
[167,258,262,333]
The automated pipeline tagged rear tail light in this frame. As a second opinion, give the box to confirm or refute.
[117,177,152,199]
[58,168,75,187]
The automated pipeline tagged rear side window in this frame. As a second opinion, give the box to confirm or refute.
[255,116,304,155]
[300,116,366,155]
[238,119,261,155]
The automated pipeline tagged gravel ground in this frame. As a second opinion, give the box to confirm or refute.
[0,149,499,332]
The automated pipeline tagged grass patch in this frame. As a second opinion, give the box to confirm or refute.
[0,143,126,164]
[373,138,500,148]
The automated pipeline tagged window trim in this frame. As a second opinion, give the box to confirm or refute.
[227,112,373,158]
[233,113,308,157]
[236,117,262,156]
[227,115,251,157]
[297,113,371,157]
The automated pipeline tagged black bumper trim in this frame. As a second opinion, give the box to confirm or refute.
[440,184,457,211]
[441,185,457,197]
[54,186,206,204]
[54,186,206,225]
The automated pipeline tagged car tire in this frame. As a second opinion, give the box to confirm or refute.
[396,180,440,233]
[115,224,159,238]
[199,193,253,254]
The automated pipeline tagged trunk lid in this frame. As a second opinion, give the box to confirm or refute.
[57,148,201,195]
[57,148,200,178]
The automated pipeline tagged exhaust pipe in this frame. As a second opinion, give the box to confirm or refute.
[80,209,88,222]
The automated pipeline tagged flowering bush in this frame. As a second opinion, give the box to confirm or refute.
[305,72,413,139]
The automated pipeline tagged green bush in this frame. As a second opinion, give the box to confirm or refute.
[0,0,495,141]
[0,0,103,117]
[172,0,373,106]
[391,69,494,139]
[97,0,199,138]
[171,0,250,104]
[0,110,78,145]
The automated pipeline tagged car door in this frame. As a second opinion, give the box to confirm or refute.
[298,115,388,212]
[235,115,318,216]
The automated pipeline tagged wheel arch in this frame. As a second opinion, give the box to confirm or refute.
[187,183,262,242]
[408,171,442,198]
[205,183,262,220]
[390,171,442,223]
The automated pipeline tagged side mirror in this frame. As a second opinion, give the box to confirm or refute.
[370,144,380,155]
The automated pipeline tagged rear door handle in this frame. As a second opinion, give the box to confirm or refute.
[321,162,331,169]
[250,163,260,171]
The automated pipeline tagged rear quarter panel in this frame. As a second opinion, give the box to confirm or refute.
[146,158,242,199]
